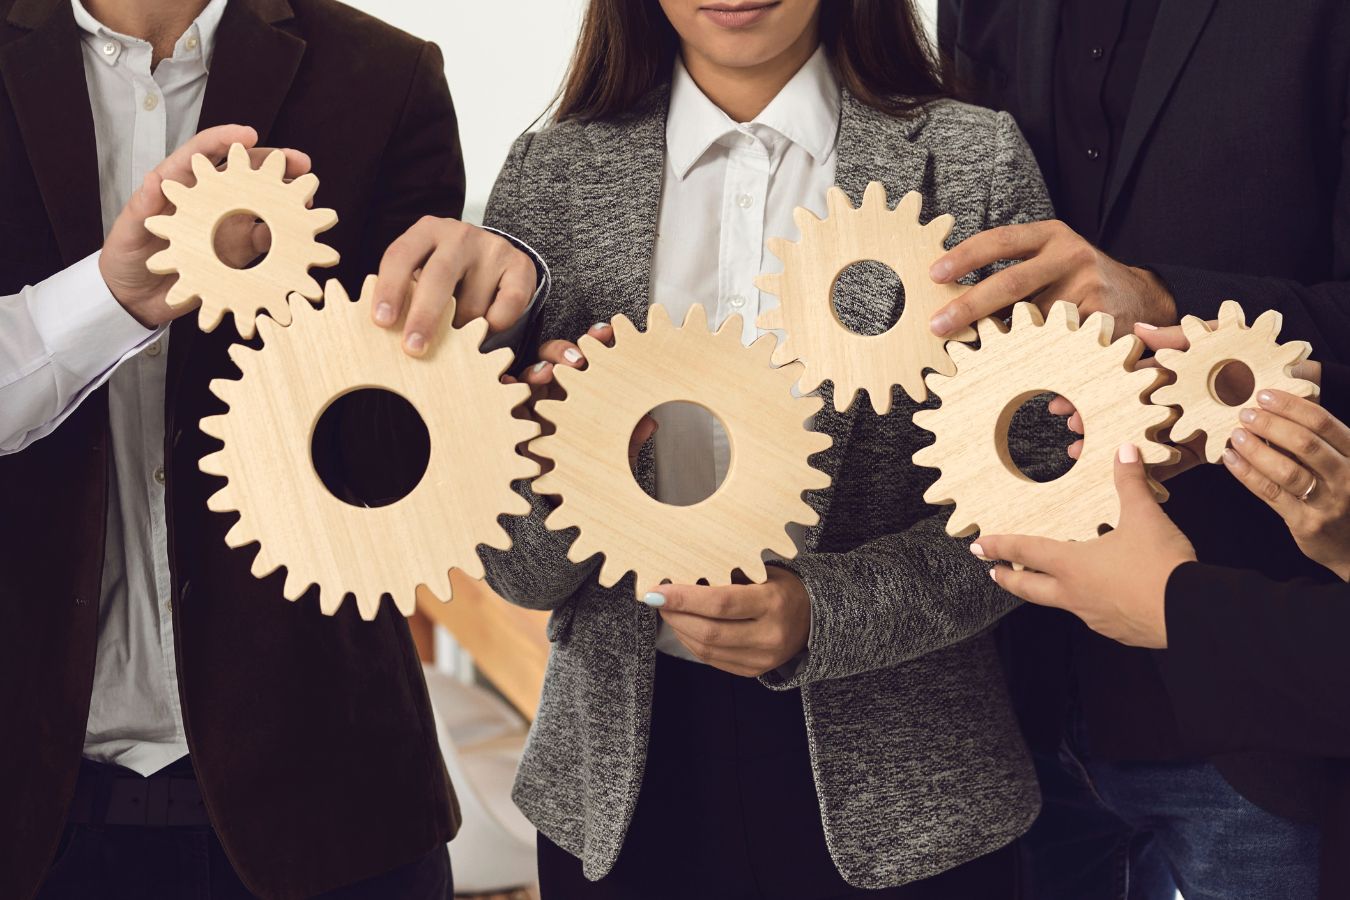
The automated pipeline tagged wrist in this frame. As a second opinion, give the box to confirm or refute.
[1134,266,1178,325]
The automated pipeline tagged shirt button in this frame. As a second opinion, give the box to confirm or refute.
[736,193,754,209]
[145,340,162,357]
[153,466,166,485]
[1089,46,1104,60]
[143,93,159,111]
[1086,147,1101,161]
[186,35,200,50]
[726,294,747,309]
[102,40,118,56]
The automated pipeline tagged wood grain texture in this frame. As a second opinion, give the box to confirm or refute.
[1153,300,1319,463]
[145,143,339,338]
[756,182,977,413]
[199,276,540,620]
[530,303,832,597]
[913,301,1179,542]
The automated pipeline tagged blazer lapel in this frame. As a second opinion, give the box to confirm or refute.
[1099,0,1218,230]
[1014,0,1063,181]
[1,0,102,264]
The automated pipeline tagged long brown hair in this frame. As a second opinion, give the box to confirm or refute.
[553,1,951,123]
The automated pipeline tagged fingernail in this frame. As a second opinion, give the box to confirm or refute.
[563,348,584,365]
[1136,322,1158,331]
[930,312,954,336]
[405,332,426,353]
[1257,391,1275,407]
[989,568,999,583]
[1222,448,1240,466]
[969,542,985,558]
[1231,428,1248,445]
[930,260,953,281]
[532,360,548,374]
[1117,442,1139,463]
[642,592,666,608]
[374,303,395,326]
[1239,408,1257,424]
[591,322,608,332]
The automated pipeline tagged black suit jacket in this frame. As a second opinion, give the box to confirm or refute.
[940,0,1350,822]
[0,0,465,897]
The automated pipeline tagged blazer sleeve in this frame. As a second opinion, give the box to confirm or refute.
[1160,561,1350,758]
[477,132,600,611]
[762,112,1063,688]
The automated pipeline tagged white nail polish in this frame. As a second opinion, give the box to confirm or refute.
[564,348,583,364]
[1137,322,1159,331]
[591,322,608,332]
[532,361,548,374]
[969,542,985,558]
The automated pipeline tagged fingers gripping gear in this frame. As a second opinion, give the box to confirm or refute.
[1152,300,1319,463]
[529,304,832,596]
[199,276,540,620]
[913,302,1179,542]
[145,143,340,338]
[755,183,977,414]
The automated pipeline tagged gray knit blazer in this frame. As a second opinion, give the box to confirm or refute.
[480,86,1058,889]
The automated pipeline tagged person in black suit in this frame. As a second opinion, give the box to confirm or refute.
[975,361,1350,900]
[934,0,1350,897]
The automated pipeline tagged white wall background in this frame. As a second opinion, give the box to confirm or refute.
[342,0,939,223]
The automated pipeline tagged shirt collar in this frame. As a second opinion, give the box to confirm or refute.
[71,0,228,69]
[665,44,841,181]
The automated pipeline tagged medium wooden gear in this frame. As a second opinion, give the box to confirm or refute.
[1152,300,1318,463]
[199,276,539,620]
[530,304,832,596]
[755,182,977,414]
[145,142,339,338]
[913,301,1179,541]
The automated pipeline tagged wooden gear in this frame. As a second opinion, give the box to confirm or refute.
[145,143,339,338]
[913,301,1179,541]
[755,183,977,414]
[530,304,832,596]
[1152,300,1318,463]
[199,276,540,620]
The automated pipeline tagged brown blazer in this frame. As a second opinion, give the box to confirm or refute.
[0,0,464,897]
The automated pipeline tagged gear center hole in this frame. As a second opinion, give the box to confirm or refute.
[1210,359,1256,407]
[1000,393,1080,483]
[212,210,272,270]
[310,388,430,508]
[831,260,904,336]
[630,402,730,506]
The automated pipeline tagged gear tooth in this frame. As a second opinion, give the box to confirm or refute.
[611,314,640,342]
[289,172,320,203]
[199,412,231,438]
[1166,413,1200,445]
[749,331,780,362]
[461,316,491,349]
[740,557,769,585]
[715,313,744,341]
[225,342,256,370]
[912,443,939,468]
[830,382,862,413]
[198,450,227,476]
[764,237,793,262]
[144,247,176,273]
[310,241,340,268]
[596,556,625,588]
[793,205,822,236]
[293,275,323,301]
[166,279,197,310]
[893,189,923,220]
[1009,302,1038,330]
[1045,300,1078,329]
[143,214,174,242]
[325,278,352,304]
[226,142,251,171]
[1217,300,1245,327]
[308,206,340,233]
[924,212,956,242]
[757,307,786,331]
[825,186,856,219]
[681,303,710,331]
[222,518,250,547]
[1179,314,1213,343]
[1252,308,1282,339]
[190,152,217,183]
[945,510,979,539]
[391,589,419,618]
[161,177,192,208]
[317,587,346,615]
[205,484,235,511]
[898,377,927,404]
[259,148,286,178]
[1080,309,1116,345]
[946,341,978,368]
[976,316,1009,343]
[1153,348,1184,372]
[755,272,783,296]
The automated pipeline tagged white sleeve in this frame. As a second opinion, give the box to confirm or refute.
[0,252,164,454]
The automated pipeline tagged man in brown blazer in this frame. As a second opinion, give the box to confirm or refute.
[0,0,543,897]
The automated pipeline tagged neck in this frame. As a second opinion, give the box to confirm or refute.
[681,30,819,123]
[80,0,209,64]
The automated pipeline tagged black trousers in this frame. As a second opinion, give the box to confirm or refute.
[36,758,453,900]
[538,653,1019,900]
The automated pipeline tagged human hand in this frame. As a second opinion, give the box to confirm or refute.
[373,217,537,356]
[976,443,1197,649]
[100,124,311,328]
[506,322,658,476]
[928,220,1177,339]
[1225,389,1350,581]
[643,567,811,677]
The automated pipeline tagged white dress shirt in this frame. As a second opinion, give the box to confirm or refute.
[649,48,840,661]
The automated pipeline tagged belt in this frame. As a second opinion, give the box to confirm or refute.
[66,757,211,827]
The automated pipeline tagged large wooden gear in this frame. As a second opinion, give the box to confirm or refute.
[530,304,832,596]
[913,301,1179,541]
[145,143,339,338]
[755,182,977,414]
[1152,300,1318,463]
[199,276,539,620]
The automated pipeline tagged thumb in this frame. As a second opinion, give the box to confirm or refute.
[1114,442,1162,524]
[1134,322,1189,353]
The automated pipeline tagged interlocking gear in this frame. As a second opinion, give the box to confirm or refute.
[913,302,1178,541]
[145,143,339,338]
[531,304,832,595]
[1152,300,1318,463]
[199,276,539,620]
[756,182,977,414]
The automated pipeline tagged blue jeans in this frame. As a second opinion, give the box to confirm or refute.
[1024,725,1320,900]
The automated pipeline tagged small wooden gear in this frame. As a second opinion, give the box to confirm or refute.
[1152,300,1318,463]
[913,301,1179,541]
[199,276,540,620]
[530,304,832,595]
[145,143,339,338]
[755,182,977,414]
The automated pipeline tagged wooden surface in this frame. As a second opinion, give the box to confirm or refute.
[757,183,978,413]
[414,576,551,720]
[145,143,340,338]
[1154,300,1319,463]
[914,301,1179,541]
[199,276,540,620]
[531,303,832,597]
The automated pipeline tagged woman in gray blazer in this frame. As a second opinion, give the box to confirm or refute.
[479,1,1060,896]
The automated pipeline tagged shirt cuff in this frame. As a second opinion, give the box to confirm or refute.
[26,251,161,382]
[478,226,550,359]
